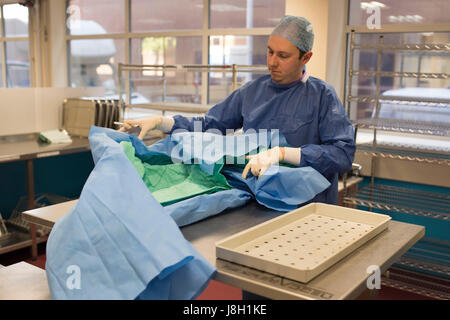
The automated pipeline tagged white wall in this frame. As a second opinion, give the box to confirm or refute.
[325,0,347,101]
[286,0,347,100]
[285,0,329,81]
[0,87,104,136]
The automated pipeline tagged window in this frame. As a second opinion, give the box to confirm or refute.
[131,0,203,31]
[66,0,126,93]
[207,1,283,103]
[210,0,284,28]
[68,38,126,90]
[130,36,202,103]
[0,3,31,88]
[67,0,126,34]
[65,0,284,102]
[208,35,269,103]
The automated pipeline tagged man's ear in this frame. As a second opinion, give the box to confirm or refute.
[302,51,313,64]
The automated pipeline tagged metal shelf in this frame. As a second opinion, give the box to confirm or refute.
[346,31,450,296]
[118,63,268,120]
[353,43,450,52]
[351,70,449,79]
[343,184,450,221]
[357,150,450,166]
[348,95,449,106]
[0,224,48,256]
[118,63,267,73]
[126,102,213,114]
[381,273,450,300]
[354,118,450,136]
[346,32,450,217]
[396,256,450,278]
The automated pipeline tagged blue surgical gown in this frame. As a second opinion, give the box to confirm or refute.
[171,74,355,205]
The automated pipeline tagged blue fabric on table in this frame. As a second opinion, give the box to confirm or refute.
[222,165,330,212]
[45,129,215,300]
[165,188,252,227]
[46,126,331,299]
[89,126,330,216]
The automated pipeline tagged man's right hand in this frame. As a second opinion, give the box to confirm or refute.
[118,116,164,140]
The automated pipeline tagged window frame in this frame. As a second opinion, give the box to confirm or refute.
[0,2,35,88]
[64,0,276,104]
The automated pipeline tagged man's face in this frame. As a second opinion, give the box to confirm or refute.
[267,35,311,85]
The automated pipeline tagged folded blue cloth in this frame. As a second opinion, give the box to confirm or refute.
[165,188,252,227]
[45,130,215,299]
[222,165,330,211]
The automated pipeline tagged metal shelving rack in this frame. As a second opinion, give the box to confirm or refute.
[117,63,267,119]
[345,31,450,184]
[344,31,450,298]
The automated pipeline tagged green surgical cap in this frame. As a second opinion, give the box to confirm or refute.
[271,15,314,52]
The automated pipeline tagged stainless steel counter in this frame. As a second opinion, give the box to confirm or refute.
[182,200,424,300]
[0,133,91,258]
[23,199,424,300]
[0,133,90,163]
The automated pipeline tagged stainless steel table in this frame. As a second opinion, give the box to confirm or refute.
[22,199,424,300]
[0,133,90,208]
[0,133,90,258]
[183,201,424,299]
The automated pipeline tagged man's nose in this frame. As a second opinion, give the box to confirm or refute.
[268,55,278,67]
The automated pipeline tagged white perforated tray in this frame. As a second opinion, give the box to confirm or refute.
[216,203,391,283]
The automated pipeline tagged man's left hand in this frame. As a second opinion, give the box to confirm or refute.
[242,147,284,179]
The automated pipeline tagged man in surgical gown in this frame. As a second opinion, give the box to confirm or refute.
[120,15,355,206]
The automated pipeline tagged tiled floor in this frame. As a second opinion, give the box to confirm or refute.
[0,243,438,300]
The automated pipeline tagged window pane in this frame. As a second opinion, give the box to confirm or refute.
[5,41,30,87]
[66,0,125,35]
[130,37,203,104]
[210,35,268,65]
[348,0,450,26]
[131,0,203,31]
[210,0,285,29]
[69,39,125,94]
[3,4,28,37]
[347,32,450,121]
[209,35,269,104]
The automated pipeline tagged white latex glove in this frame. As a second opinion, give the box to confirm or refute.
[242,147,283,179]
[241,147,301,179]
[118,116,174,140]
